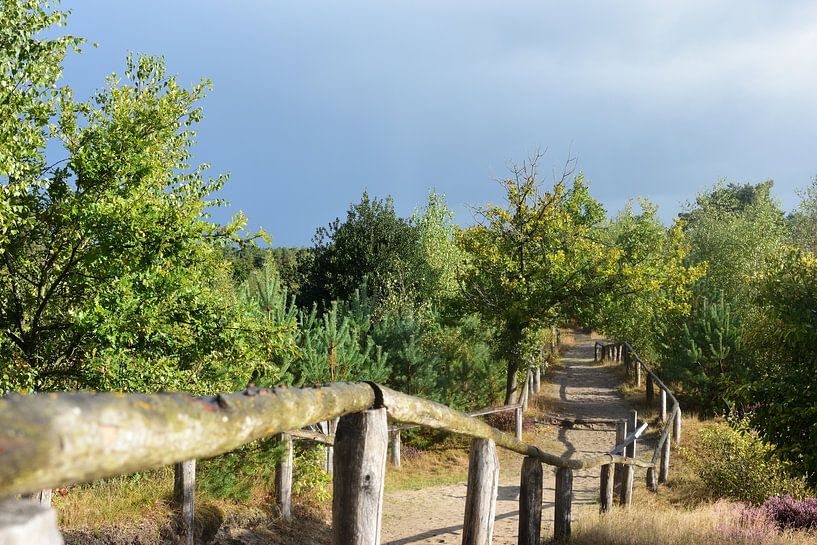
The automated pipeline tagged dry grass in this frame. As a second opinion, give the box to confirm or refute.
[570,501,817,545]
[54,469,176,531]
[567,414,817,545]
[385,443,471,492]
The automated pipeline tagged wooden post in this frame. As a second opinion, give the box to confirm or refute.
[673,407,682,445]
[332,408,388,545]
[620,410,636,506]
[326,417,339,476]
[599,463,614,513]
[173,459,195,545]
[0,500,63,545]
[462,438,499,545]
[660,389,667,422]
[613,419,626,498]
[646,374,654,403]
[515,407,523,441]
[521,371,530,411]
[390,429,401,468]
[635,360,641,387]
[621,466,634,507]
[554,467,573,540]
[275,434,293,520]
[23,489,53,506]
[518,456,543,545]
[659,433,671,484]
[646,466,658,492]
[533,366,541,394]
[626,410,638,459]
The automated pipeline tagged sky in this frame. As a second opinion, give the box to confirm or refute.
[57,0,817,246]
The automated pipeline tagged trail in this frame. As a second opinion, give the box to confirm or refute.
[381,333,635,545]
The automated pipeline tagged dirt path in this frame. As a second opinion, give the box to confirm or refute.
[381,334,635,545]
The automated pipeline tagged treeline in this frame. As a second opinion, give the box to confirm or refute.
[594,180,817,486]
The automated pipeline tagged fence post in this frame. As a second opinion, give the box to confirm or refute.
[462,438,499,545]
[646,466,658,492]
[673,407,682,445]
[659,432,671,484]
[620,410,637,507]
[173,459,196,545]
[521,370,531,411]
[613,419,626,499]
[515,407,523,441]
[635,360,641,387]
[554,467,573,540]
[0,500,63,545]
[518,456,543,545]
[23,489,52,506]
[599,463,614,513]
[660,389,667,422]
[646,373,654,403]
[326,417,339,476]
[332,408,388,545]
[390,429,401,468]
[533,366,541,394]
[275,433,293,520]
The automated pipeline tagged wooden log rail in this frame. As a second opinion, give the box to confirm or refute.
[594,340,682,496]
[0,372,653,544]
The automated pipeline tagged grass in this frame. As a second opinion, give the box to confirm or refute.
[54,469,175,531]
[385,442,471,492]
[566,412,817,544]
[570,500,817,545]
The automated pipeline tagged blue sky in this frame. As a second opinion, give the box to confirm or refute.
[58,1,817,246]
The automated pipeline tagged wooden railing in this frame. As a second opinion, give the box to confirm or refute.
[594,340,682,504]
[0,360,659,545]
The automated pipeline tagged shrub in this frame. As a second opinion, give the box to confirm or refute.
[762,495,817,531]
[690,420,810,504]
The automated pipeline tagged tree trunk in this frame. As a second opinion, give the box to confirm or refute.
[503,324,523,405]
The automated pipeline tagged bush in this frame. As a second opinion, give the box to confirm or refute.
[690,419,810,504]
[761,495,817,531]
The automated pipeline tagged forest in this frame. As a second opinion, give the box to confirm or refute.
[1,1,816,543]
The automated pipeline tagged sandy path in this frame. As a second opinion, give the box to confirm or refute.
[381,334,635,545]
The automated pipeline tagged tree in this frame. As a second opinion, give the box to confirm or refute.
[300,192,423,311]
[681,180,785,314]
[0,44,283,392]
[457,155,616,403]
[787,176,817,253]
[410,191,466,307]
[743,248,817,484]
[590,201,703,363]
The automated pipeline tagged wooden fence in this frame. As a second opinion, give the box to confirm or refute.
[594,341,682,501]
[0,343,676,545]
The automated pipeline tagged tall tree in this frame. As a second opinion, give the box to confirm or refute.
[300,192,422,311]
[0,45,282,392]
[457,155,614,403]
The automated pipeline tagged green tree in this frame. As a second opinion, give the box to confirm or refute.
[457,156,613,403]
[592,201,702,363]
[743,248,817,484]
[300,192,423,311]
[0,47,283,392]
[682,180,785,313]
[787,176,817,253]
[410,191,466,307]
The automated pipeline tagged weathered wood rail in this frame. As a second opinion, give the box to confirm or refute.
[594,340,682,501]
[0,354,663,545]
